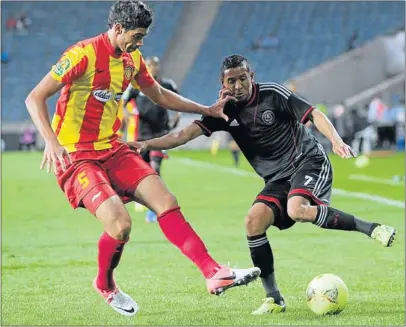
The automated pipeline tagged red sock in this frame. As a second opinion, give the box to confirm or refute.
[158,207,221,278]
[96,232,128,291]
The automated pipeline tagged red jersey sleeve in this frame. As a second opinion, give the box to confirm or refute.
[50,45,88,84]
[131,55,155,89]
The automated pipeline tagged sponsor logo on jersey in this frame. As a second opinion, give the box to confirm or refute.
[93,89,112,102]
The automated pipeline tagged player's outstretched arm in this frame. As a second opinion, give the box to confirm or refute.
[25,73,72,173]
[140,82,234,121]
[310,109,356,159]
[129,122,203,152]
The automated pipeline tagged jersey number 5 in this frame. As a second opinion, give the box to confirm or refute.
[304,175,313,186]
[78,171,90,189]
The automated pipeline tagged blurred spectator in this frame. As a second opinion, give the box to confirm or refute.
[1,51,9,64]
[387,94,405,150]
[352,104,376,154]
[252,33,279,50]
[19,124,37,151]
[15,13,31,35]
[368,96,397,150]
[368,96,388,124]
[330,104,352,144]
[286,81,296,92]
[347,30,358,51]
[6,16,17,31]
[1,138,6,152]
[19,13,32,28]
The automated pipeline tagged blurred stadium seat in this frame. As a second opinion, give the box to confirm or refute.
[181,1,404,104]
[2,1,183,121]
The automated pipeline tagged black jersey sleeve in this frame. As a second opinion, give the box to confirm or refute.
[193,116,228,136]
[260,83,314,124]
[285,92,315,124]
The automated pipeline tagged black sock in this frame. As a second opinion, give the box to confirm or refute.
[247,233,281,301]
[231,150,240,167]
[313,206,378,236]
[354,218,379,236]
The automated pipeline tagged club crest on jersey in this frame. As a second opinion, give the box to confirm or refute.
[53,58,71,77]
[93,89,112,103]
[262,110,275,125]
[124,66,134,80]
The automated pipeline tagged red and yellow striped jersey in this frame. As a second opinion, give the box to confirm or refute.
[50,33,154,152]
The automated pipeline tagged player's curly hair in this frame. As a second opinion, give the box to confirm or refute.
[220,54,251,78]
[108,0,153,30]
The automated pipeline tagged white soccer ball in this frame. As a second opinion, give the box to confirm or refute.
[306,273,349,315]
[355,155,369,168]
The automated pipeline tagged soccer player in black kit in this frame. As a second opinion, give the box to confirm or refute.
[123,56,180,221]
[130,55,396,314]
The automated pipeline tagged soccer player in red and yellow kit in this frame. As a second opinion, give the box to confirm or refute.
[25,0,260,316]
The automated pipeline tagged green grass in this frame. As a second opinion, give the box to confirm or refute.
[2,150,405,326]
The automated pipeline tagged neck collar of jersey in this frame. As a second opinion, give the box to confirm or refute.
[245,83,257,107]
[102,33,121,59]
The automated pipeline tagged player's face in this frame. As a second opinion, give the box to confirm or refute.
[116,26,148,53]
[146,60,160,78]
[222,64,253,103]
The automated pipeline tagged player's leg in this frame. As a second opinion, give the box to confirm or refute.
[144,151,165,222]
[108,144,260,295]
[286,151,396,247]
[135,174,260,294]
[249,181,291,314]
[57,160,137,316]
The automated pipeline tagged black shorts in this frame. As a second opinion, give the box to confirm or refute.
[253,147,332,230]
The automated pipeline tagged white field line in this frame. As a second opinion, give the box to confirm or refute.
[349,174,404,186]
[174,158,404,209]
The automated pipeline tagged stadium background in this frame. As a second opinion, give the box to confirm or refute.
[2,1,405,326]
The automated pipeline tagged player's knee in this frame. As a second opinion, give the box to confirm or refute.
[245,213,266,235]
[287,204,309,222]
[155,192,178,215]
[112,216,132,240]
[106,208,132,240]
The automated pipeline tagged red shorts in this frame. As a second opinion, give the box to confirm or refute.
[56,143,156,215]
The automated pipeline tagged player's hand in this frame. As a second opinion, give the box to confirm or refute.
[332,139,357,159]
[206,89,237,121]
[218,88,233,101]
[128,141,147,153]
[40,140,72,174]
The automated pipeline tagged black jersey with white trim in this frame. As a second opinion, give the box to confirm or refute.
[194,82,322,182]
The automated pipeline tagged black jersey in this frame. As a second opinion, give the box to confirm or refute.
[126,78,178,141]
[194,82,321,182]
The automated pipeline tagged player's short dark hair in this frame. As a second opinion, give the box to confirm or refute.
[220,54,251,78]
[108,0,153,30]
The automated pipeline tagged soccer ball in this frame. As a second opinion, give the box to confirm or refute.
[306,274,349,315]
